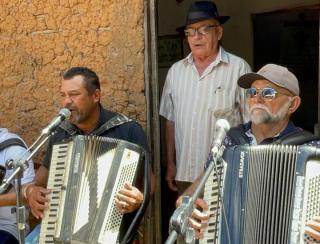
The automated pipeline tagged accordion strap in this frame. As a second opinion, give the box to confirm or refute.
[227,125,251,145]
[0,138,26,151]
[59,113,132,136]
[272,130,320,145]
[227,125,320,146]
[93,113,132,135]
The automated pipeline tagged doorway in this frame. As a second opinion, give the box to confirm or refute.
[252,5,320,133]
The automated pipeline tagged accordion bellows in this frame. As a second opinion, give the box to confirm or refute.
[39,135,145,244]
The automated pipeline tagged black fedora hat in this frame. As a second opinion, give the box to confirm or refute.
[177,1,230,32]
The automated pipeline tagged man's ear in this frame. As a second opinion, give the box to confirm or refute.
[93,89,101,102]
[288,96,301,114]
[217,25,223,40]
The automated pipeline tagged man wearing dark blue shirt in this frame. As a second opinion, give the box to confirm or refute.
[24,67,152,243]
[178,64,320,241]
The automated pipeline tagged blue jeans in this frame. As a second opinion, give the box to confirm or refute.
[25,224,40,244]
[0,230,19,244]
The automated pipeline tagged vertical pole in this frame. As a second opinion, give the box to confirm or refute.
[144,0,162,243]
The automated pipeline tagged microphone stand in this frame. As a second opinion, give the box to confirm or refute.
[0,132,54,244]
[165,146,225,244]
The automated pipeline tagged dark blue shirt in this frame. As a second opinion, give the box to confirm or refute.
[42,105,149,169]
[224,121,301,146]
[205,121,320,169]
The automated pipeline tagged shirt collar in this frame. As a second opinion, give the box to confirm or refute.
[184,46,229,66]
[244,121,301,145]
[60,104,115,135]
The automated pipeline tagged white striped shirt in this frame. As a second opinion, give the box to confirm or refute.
[159,47,251,182]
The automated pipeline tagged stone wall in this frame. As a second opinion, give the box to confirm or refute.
[0,0,146,161]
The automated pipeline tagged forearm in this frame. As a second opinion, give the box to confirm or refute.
[176,174,204,208]
[34,165,49,187]
[0,185,28,206]
[166,120,176,166]
[0,191,16,206]
[183,173,203,197]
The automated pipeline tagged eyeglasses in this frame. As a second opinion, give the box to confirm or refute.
[184,24,220,37]
[246,87,280,100]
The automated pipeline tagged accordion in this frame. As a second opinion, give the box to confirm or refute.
[39,135,146,244]
[201,145,320,244]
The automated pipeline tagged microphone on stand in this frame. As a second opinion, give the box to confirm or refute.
[211,119,230,156]
[165,119,231,244]
[41,108,71,135]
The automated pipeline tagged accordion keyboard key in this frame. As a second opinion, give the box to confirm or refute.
[39,144,69,244]
[39,136,144,244]
[200,163,224,244]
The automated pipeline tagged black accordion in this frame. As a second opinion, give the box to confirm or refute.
[39,135,146,244]
[201,145,320,244]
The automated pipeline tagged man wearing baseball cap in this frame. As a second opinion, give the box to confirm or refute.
[237,63,320,241]
[159,1,251,196]
[234,63,303,145]
[177,64,320,241]
[214,63,320,148]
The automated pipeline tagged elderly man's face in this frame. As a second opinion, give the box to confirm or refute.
[247,80,294,125]
[59,75,100,125]
[186,18,223,59]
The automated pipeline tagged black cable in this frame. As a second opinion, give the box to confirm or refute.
[120,152,151,244]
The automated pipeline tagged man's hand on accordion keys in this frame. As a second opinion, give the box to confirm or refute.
[176,196,210,240]
[189,198,210,240]
[115,182,143,214]
[24,184,51,219]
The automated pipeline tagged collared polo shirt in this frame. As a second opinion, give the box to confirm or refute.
[160,47,251,182]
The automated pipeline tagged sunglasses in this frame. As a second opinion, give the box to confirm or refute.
[246,87,280,100]
[184,24,219,37]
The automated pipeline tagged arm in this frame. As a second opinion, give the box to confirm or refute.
[34,165,49,187]
[175,173,210,240]
[159,68,177,191]
[0,142,35,207]
[165,119,178,191]
[0,188,19,206]
[176,173,202,207]
[115,121,155,213]
[115,164,156,214]
[24,165,51,219]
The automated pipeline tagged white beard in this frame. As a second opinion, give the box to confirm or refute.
[249,99,292,125]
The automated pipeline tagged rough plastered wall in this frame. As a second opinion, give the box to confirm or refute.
[0,0,146,157]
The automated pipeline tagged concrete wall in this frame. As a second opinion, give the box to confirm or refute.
[0,0,146,156]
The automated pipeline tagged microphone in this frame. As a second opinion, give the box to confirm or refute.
[41,108,71,135]
[211,119,230,156]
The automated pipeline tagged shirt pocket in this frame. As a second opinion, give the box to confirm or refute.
[209,89,234,116]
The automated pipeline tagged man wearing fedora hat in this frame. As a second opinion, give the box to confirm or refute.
[177,63,320,242]
[160,1,251,194]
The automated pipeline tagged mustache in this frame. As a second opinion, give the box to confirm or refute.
[249,103,271,114]
[64,104,76,111]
